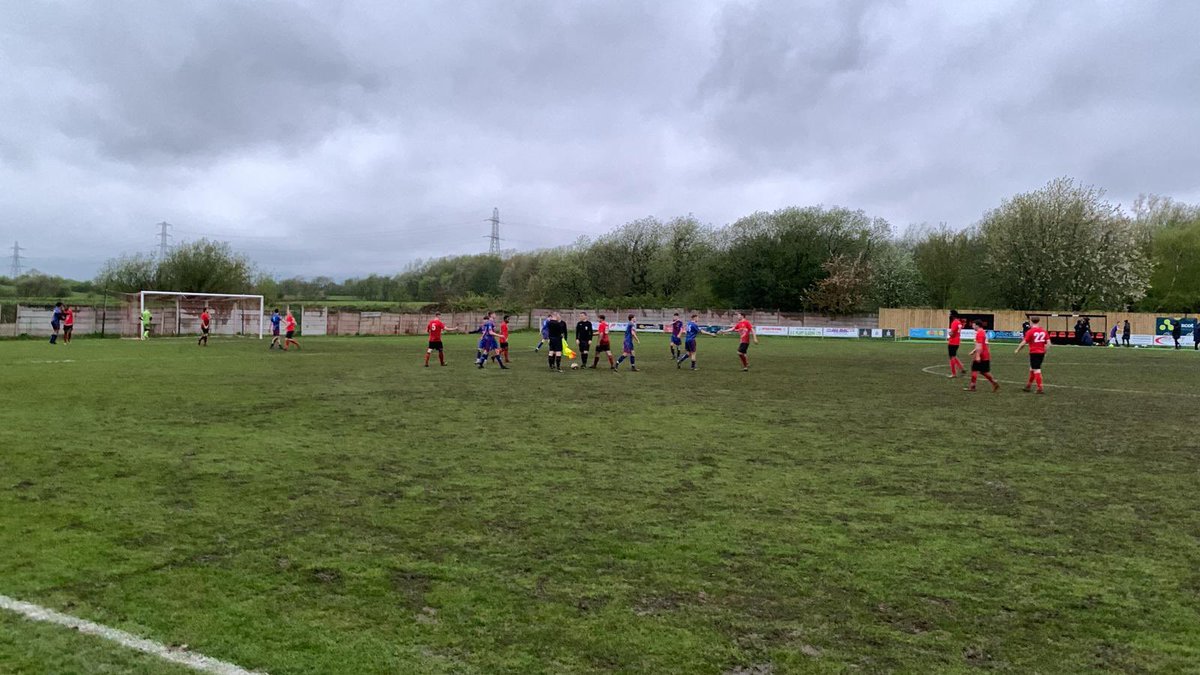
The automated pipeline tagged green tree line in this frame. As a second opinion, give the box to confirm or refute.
[44,178,1200,313]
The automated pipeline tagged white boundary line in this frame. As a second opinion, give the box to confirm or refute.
[921,364,1200,398]
[0,594,264,674]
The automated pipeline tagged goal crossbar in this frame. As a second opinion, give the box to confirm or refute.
[138,290,265,339]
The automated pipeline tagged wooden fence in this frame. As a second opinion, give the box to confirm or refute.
[879,308,1189,336]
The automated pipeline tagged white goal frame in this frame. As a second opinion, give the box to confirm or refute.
[138,290,265,340]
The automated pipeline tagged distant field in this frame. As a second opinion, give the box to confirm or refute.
[1,336,1198,673]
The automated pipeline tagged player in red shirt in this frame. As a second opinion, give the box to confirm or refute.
[723,312,758,371]
[590,314,615,369]
[946,310,965,378]
[1015,316,1049,393]
[62,305,75,344]
[499,315,511,363]
[425,311,451,366]
[282,311,300,351]
[198,307,211,347]
[965,320,999,392]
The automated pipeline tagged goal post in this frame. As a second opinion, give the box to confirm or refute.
[135,291,265,340]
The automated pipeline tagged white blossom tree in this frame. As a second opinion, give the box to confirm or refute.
[979,178,1150,310]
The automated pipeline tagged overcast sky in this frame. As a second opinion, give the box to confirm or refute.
[2,0,1198,280]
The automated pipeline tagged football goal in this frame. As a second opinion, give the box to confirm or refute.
[132,291,265,340]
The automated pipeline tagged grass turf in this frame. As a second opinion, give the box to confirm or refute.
[1,335,1198,673]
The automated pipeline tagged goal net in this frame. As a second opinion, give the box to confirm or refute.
[128,291,265,339]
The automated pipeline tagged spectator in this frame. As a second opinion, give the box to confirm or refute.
[1122,319,1131,347]
[1172,319,1183,349]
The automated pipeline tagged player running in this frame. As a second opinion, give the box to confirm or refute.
[668,313,684,360]
[723,312,758,371]
[676,313,716,370]
[947,310,965,378]
[198,306,211,346]
[591,314,615,369]
[614,314,640,371]
[1015,316,1049,394]
[268,309,282,349]
[575,312,593,369]
[283,311,300,350]
[965,320,1000,392]
[533,313,550,352]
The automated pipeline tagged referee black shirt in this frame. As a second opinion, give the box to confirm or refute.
[576,320,594,343]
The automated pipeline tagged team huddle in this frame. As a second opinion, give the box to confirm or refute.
[946,309,1049,393]
[423,311,760,372]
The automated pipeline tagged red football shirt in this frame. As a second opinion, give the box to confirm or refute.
[500,322,509,341]
[64,309,75,326]
[426,319,445,341]
[200,311,210,328]
[597,321,609,343]
[285,315,296,332]
[734,320,753,343]
[948,319,962,346]
[974,328,990,360]
[1025,326,1048,354]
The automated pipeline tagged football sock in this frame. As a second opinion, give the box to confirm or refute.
[1035,373,1043,388]
[1027,372,1035,386]
[630,355,636,366]
[548,355,554,368]
[425,353,431,366]
[739,354,748,367]
[616,355,625,365]
[970,372,978,386]
[438,352,445,365]
[607,354,614,366]
[581,351,588,364]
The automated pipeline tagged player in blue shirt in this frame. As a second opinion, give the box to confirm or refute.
[532,314,550,352]
[268,309,282,349]
[676,313,716,370]
[613,313,640,371]
[668,313,684,360]
[474,312,508,369]
[49,302,64,344]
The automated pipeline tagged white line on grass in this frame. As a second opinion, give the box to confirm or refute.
[921,364,1200,398]
[0,594,264,674]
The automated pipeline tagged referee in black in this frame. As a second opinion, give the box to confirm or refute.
[575,312,594,369]
[547,311,569,372]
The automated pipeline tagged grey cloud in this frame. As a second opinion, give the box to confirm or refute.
[1,0,1198,279]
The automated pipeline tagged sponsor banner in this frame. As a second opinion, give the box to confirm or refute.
[823,327,858,338]
[636,322,664,333]
[1152,334,1199,347]
[908,328,946,340]
[1130,334,1155,347]
[871,329,895,338]
[1156,317,1197,336]
[788,327,824,337]
[858,328,872,338]
[361,311,382,318]
[756,325,789,336]
[990,330,1024,342]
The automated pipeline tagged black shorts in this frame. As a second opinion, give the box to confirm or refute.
[63,325,73,335]
[428,340,443,351]
[738,342,750,354]
[971,359,991,373]
[286,330,295,339]
[499,341,508,349]
[595,341,610,352]
[201,327,209,334]
[948,344,959,358]
[1029,353,1045,370]
[549,337,564,352]
[577,340,590,352]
